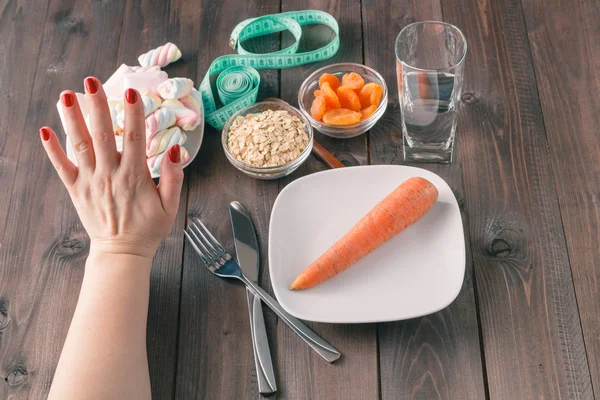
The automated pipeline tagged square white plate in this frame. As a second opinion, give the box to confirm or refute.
[269,165,465,323]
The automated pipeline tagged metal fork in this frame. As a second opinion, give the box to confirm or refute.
[185,218,341,363]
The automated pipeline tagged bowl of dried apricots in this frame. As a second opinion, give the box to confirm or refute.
[298,63,387,138]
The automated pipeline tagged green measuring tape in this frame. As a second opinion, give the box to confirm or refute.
[199,10,340,129]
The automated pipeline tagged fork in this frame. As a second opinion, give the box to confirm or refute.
[184,218,341,363]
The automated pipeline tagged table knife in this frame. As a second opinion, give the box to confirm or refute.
[229,201,277,396]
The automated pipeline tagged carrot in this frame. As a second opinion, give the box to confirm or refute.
[290,177,438,290]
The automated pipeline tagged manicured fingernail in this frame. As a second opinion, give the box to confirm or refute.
[125,88,137,104]
[40,127,51,141]
[84,77,98,94]
[169,144,180,163]
[60,92,74,107]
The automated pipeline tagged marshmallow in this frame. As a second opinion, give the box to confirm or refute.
[147,145,190,175]
[146,126,186,157]
[103,64,135,98]
[115,135,124,152]
[179,88,202,114]
[107,96,124,112]
[142,92,162,116]
[109,107,123,135]
[146,108,176,140]
[114,90,161,129]
[132,65,161,73]
[123,70,168,95]
[161,99,201,131]
[157,78,194,100]
[138,42,182,68]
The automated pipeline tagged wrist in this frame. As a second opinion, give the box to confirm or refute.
[89,239,158,261]
[86,246,153,276]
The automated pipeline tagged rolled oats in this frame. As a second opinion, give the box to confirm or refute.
[227,109,310,167]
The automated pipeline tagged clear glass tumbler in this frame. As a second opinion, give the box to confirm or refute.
[395,22,467,163]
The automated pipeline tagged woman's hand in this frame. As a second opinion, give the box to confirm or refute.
[40,77,184,260]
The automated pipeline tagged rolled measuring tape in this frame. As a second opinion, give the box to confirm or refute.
[199,10,340,129]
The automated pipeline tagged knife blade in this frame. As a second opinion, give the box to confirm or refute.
[229,201,277,396]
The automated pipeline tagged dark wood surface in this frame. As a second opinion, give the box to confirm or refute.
[363,1,487,399]
[0,0,598,399]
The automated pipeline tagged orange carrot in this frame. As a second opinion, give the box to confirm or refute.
[290,177,438,290]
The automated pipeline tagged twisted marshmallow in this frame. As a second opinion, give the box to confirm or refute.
[116,92,163,128]
[146,126,186,157]
[142,92,162,116]
[179,88,202,114]
[147,146,190,175]
[161,99,201,131]
[157,78,194,100]
[138,42,182,68]
[146,108,176,140]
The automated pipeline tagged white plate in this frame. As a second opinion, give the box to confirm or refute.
[269,165,465,323]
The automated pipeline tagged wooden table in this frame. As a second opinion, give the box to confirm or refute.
[1,0,598,398]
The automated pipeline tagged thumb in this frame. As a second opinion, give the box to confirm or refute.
[158,144,184,217]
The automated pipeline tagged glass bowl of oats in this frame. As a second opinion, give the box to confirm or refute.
[222,101,313,180]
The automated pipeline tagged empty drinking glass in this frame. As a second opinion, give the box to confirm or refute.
[395,22,467,163]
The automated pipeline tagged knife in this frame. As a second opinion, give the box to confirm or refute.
[229,201,277,396]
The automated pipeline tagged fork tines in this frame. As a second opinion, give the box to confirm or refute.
[184,218,232,272]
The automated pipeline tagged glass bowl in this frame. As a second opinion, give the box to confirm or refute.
[297,63,388,139]
[222,101,314,180]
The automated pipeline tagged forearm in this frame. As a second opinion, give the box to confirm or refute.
[48,247,153,400]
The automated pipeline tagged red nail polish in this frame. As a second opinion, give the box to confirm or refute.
[61,92,75,107]
[84,77,98,94]
[169,144,180,163]
[40,127,51,141]
[125,88,137,104]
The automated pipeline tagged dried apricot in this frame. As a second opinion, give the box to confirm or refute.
[310,95,327,121]
[321,82,341,109]
[360,105,377,120]
[314,89,324,97]
[358,83,383,108]
[341,72,365,90]
[336,86,361,112]
[322,108,362,125]
[319,73,341,91]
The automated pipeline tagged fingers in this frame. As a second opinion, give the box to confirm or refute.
[40,127,78,187]
[84,77,119,169]
[60,90,95,170]
[158,145,184,217]
[120,88,147,169]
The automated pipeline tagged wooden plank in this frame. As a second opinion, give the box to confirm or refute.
[115,1,204,398]
[276,1,378,399]
[362,1,488,399]
[440,0,594,397]
[0,0,52,283]
[519,0,600,393]
[174,1,281,398]
[0,1,126,398]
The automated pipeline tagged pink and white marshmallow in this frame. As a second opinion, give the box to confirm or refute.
[138,42,182,68]
[147,146,190,175]
[179,88,203,115]
[146,126,186,157]
[161,99,201,131]
[146,108,176,141]
[157,78,194,100]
